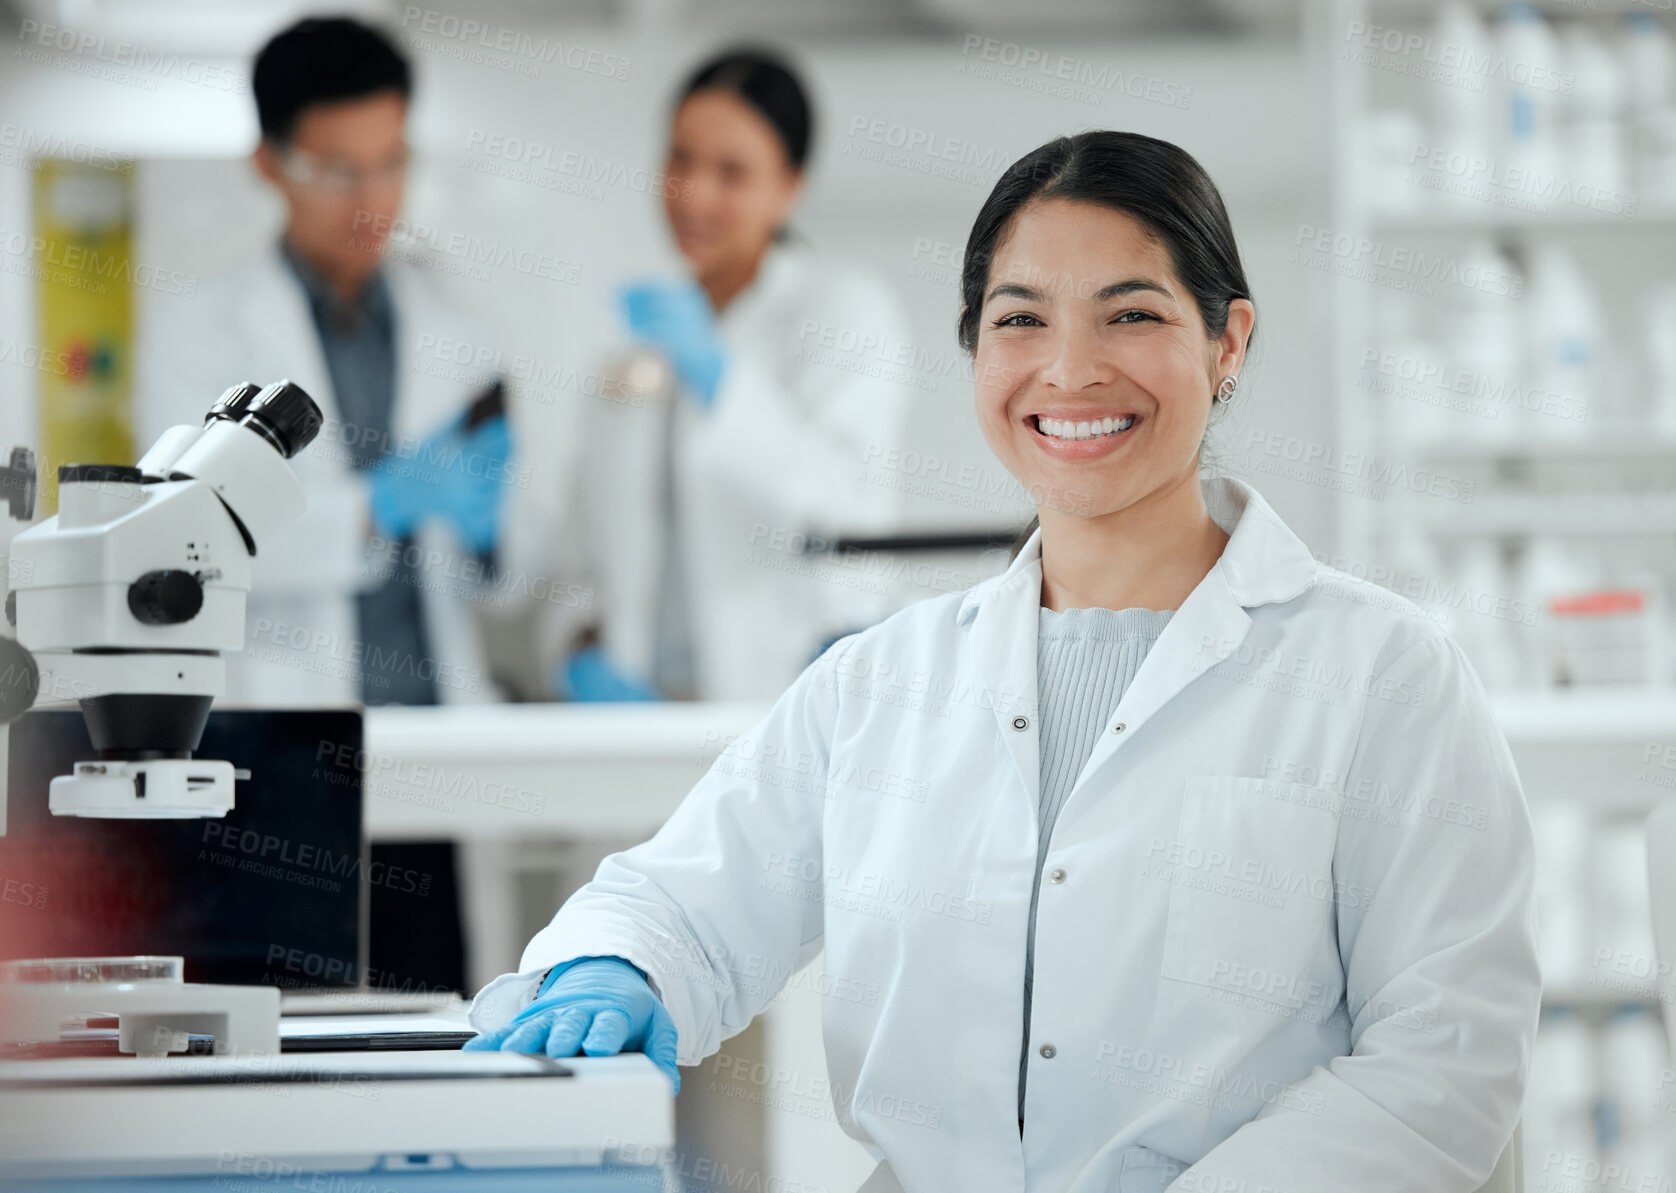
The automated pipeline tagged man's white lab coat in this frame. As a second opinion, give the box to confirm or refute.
[136,245,499,704]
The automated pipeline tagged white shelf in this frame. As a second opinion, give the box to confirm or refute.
[1402,429,1676,461]
[1490,689,1676,744]
[1409,494,1676,535]
[1541,984,1665,1010]
[1365,0,1673,19]
[1370,208,1676,236]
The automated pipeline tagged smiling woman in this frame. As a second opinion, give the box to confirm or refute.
[957,133,1257,613]
[469,129,1541,1193]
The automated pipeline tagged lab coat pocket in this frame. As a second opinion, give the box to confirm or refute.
[1156,775,1341,1011]
[1117,1144,1185,1192]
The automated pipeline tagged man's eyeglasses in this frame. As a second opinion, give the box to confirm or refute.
[278,147,411,195]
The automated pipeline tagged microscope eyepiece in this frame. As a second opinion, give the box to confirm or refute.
[204,382,264,426]
[240,380,323,460]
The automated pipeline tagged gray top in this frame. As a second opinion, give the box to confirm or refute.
[281,240,435,707]
[1019,603,1174,1128]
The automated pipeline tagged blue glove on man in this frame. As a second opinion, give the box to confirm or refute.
[368,412,512,554]
[463,956,681,1092]
[619,280,727,409]
[553,645,661,702]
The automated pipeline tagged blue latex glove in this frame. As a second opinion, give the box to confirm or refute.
[619,280,726,409]
[368,413,512,553]
[463,956,681,1092]
[553,645,661,702]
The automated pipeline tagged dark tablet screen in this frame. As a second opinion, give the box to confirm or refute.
[1,708,364,989]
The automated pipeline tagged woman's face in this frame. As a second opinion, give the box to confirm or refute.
[662,90,802,275]
[972,198,1250,522]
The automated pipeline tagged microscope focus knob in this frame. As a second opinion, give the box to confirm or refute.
[127,569,204,626]
[3,446,36,521]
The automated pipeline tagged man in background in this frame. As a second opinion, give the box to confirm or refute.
[136,16,513,995]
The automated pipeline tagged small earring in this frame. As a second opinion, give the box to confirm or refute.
[1215,375,1239,404]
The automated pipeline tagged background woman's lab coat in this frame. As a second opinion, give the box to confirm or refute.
[136,245,498,705]
[471,476,1542,1193]
[518,244,913,700]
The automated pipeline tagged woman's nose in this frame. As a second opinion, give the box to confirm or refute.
[1039,323,1119,393]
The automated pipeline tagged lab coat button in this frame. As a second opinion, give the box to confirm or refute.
[1011,716,1029,731]
[1049,868,1066,884]
[1112,721,1126,734]
[1039,1044,1056,1059]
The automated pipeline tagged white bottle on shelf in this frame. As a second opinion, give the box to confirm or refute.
[1450,240,1523,440]
[1364,109,1429,218]
[1449,540,1524,688]
[1373,292,1451,443]
[1622,13,1673,118]
[1523,1008,1602,1182]
[1532,803,1593,993]
[1591,821,1660,997]
[1623,15,1676,211]
[1497,3,1563,189]
[1561,24,1629,204]
[1600,1007,1675,1187]
[1431,3,1496,212]
[1648,283,1676,434]
[1520,535,1602,687]
[1522,244,1605,435]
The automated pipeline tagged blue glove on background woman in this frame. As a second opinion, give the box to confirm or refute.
[463,956,681,1092]
[619,280,727,408]
[551,645,661,702]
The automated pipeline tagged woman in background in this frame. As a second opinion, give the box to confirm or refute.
[544,48,914,702]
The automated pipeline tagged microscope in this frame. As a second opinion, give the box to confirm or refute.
[1,380,322,819]
[0,380,322,1061]
[0,385,678,1180]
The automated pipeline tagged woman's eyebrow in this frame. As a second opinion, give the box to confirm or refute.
[1093,278,1171,300]
[984,282,1046,304]
[984,277,1173,305]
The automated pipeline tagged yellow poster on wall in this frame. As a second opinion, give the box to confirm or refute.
[31,159,135,515]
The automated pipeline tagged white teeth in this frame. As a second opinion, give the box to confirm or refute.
[1036,414,1136,441]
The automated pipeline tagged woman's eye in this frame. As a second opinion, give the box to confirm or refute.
[991,312,1042,328]
[1112,309,1159,324]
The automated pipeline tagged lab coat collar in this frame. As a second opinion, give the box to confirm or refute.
[957,476,1316,808]
[955,475,1316,626]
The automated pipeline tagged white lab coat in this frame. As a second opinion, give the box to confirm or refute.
[516,244,913,701]
[135,245,497,705]
[471,475,1541,1193]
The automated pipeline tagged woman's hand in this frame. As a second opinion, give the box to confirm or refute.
[619,280,727,408]
[463,956,681,1092]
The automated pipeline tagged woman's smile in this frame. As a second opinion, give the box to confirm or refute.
[1026,411,1142,460]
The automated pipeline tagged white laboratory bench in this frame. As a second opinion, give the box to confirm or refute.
[0,1006,677,1192]
[362,691,1676,842]
[363,701,771,840]
[363,692,1676,987]
[363,689,1676,819]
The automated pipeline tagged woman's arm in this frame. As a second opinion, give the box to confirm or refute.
[466,635,844,1064]
[1167,633,1542,1193]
